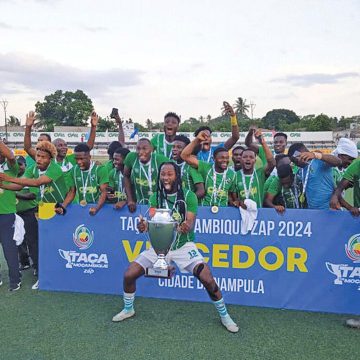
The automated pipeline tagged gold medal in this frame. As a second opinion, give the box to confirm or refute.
[299,193,305,204]
[80,199,87,207]
[211,205,219,214]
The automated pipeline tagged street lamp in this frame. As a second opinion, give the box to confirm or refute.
[1,99,9,141]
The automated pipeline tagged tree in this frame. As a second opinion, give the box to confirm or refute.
[146,119,153,130]
[97,117,118,132]
[234,97,250,119]
[305,114,333,131]
[35,90,93,131]
[7,115,20,126]
[262,109,300,130]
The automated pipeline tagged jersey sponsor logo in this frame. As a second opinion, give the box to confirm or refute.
[325,233,360,289]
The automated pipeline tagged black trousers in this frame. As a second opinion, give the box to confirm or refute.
[0,213,21,286]
[17,208,38,271]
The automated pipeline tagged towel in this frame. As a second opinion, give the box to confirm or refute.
[239,199,258,235]
[13,214,25,246]
[332,138,358,159]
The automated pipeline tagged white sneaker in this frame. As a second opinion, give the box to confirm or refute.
[112,309,135,322]
[31,280,39,290]
[221,315,239,333]
[346,319,360,329]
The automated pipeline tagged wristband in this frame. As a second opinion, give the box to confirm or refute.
[313,152,322,160]
[230,115,237,126]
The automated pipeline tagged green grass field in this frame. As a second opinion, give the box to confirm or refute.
[0,251,359,360]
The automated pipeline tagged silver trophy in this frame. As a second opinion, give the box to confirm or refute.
[145,208,178,278]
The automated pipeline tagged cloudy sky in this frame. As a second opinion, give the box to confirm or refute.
[0,0,359,125]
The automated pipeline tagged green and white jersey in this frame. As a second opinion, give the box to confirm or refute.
[343,158,360,207]
[0,160,19,214]
[124,152,169,204]
[197,161,236,207]
[56,153,76,173]
[24,162,69,203]
[267,176,306,209]
[104,159,114,175]
[149,189,198,250]
[264,175,276,194]
[235,167,266,207]
[16,186,39,213]
[69,162,109,204]
[175,162,204,193]
[332,167,345,187]
[151,133,174,158]
[109,168,127,201]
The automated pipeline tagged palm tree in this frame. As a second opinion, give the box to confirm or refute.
[7,115,21,126]
[146,118,153,130]
[206,114,211,122]
[234,97,250,118]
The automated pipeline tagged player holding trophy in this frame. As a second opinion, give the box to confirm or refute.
[112,162,238,333]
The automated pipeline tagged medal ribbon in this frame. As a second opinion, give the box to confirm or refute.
[80,161,95,202]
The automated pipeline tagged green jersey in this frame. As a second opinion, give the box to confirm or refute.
[104,159,114,175]
[56,153,76,173]
[267,176,307,209]
[109,167,127,201]
[175,162,204,192]
[151,133,174,158]
[197,161,236,206]
[69,162,109,204]
[235,167,266,207]
[16,186,39,213]
[332,167,344,187]
[264,175,276,194]
[25,162,69,203]
[124,152,169,204]
[343,159,360,207]
[149,189,198,250]
[0,160,19,214]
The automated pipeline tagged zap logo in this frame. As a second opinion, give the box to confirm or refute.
[73,224,94,250]
[345,234,360,263]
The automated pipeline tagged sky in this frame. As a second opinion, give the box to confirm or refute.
[0,0,359,125]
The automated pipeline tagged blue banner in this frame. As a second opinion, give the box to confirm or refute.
[39,205,360,315]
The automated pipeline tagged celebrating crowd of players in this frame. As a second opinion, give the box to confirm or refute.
[0,101,359,331]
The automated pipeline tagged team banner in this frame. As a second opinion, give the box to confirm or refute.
[39,205,360,315]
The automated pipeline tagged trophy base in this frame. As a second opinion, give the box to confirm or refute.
[145,265,175,278]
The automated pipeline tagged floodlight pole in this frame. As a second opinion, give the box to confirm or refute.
[1,99,9,141]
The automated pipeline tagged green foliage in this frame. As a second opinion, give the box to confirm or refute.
[7,115,20,126]
[304,113,334,131]
[233,97,250,119]
[262,109,300,130]
[97,117,118,132]
[35,90,93,131]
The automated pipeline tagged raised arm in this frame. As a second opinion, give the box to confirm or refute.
[86,111,98,150]
[0,140,16,167]
[298,152,342,168]
[222,101,240,151]
[24,111,37,159]
[244,128,260,154]
[114,113,125,147]
[257,131,275,176]
[181,132,209,169]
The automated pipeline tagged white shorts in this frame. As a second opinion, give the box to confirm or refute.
[135,242,204,274]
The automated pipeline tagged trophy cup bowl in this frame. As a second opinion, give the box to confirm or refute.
[145,209,177,278]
